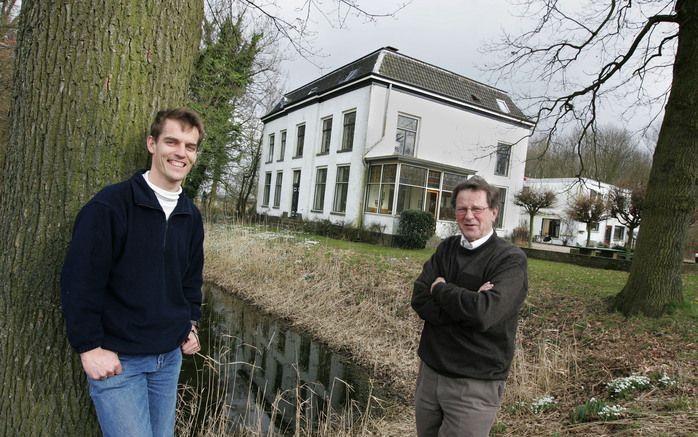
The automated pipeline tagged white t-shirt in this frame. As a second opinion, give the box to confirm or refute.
[143,171,181,220]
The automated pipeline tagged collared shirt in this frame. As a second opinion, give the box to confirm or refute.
[460,230,494,250]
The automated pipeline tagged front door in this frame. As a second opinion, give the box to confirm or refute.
[291,170,301,217]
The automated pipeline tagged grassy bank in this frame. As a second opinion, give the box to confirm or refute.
[202,223,697,436]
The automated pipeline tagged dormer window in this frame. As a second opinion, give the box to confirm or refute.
[496,99,510,113]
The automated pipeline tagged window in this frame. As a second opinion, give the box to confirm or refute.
[395,114,418,156]
[494,143,511,176]
[365,164,396,214]
[495,98,510,113]
[294,124,305,157]
[273,171,283,208]
[340,111,356,151]
[541,218,561,238]
[438,172,464,221]
[495,187,506,229]
[262,172,272,206]
[332,166,350,213]
[267,134,275,163]
[396,165,427,213]
[320,117,332,154]
[312,168,327,211]
[278,130,286,161]
[365,164,468,218]
[591,222,600,232]
[613,226,625,241]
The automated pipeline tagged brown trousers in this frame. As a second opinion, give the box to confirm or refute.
[415,361,505,437]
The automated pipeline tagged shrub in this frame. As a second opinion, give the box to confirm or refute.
[397,209,436,249]
[511,226,529,244]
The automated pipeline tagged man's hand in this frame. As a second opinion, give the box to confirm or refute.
[430,276,446,293]
[80,347,122,380]
[181,327,201,355]
[479,281,494,292]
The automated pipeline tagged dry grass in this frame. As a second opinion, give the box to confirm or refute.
[202,223,698,436]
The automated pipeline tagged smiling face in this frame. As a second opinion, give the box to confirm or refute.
[146,118,200,191]
[455,189,499,242]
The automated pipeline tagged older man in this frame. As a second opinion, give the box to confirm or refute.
[411,176,528,437]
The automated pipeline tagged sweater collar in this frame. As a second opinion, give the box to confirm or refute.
[130,170,192,215]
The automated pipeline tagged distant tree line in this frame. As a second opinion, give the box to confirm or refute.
[525,125,653,189]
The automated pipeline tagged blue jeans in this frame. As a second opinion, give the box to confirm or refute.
[87,348,182,437]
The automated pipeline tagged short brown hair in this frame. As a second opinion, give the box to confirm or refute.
[149,108,205,145]
[451,175,500,209]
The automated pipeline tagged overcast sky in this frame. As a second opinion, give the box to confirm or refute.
[275,0,525,92]
[267,0,670,143]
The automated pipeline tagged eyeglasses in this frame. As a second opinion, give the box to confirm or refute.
[455,206,490,216]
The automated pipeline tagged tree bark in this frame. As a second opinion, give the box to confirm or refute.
[0,1,202,435]
[615,0,697,316]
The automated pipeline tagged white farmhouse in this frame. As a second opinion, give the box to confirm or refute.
[523,177,633,247]
[256,47,533,238]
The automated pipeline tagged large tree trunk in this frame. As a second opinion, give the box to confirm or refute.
[0,1,202,435]
[614,0,697,317]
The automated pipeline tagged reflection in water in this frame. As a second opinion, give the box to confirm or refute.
[180,284,385,435]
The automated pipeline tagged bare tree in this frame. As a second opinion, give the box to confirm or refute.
[608,185,644,250]
[526,125,653,187]
[514,186,557,247]
[567,194,608,247]
[232,0,411,64]
[489,0,696,316]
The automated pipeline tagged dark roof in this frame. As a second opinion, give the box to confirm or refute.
[264,47,531,124]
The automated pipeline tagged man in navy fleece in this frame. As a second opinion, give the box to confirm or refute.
[61,108,205,437]
[411,176,528,437]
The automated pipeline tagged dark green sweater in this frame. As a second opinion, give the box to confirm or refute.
[411,234,527,380]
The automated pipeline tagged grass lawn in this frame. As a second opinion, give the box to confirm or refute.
[201,223,697,436]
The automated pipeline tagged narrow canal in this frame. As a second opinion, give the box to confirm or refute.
[180,284,387,435]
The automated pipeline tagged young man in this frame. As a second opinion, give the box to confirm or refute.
[411,176,528,437]
[61,108,205,437]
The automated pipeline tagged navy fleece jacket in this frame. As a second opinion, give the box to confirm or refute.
[61,171,204,355]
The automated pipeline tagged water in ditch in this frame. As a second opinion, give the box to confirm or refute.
[180,284,387,435]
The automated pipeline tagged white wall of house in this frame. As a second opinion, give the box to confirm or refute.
[361,84,530,238]
[523,178,633,247]
[257,87,371,226]
[257,81,531,240]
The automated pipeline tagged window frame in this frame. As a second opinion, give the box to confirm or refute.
[494,143,512,176]
[319,116,332,154]
[294,123,306,158]
[273,171,283,208]
[262,172,272,207]
[267,133,275,163]
[332,166,351,213]
[312,167,328,212]
[339,110,356,152]
[278,130,287,162]
[395,114,419,156]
